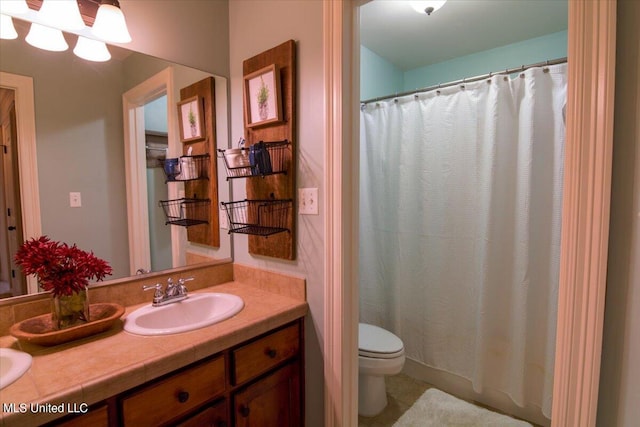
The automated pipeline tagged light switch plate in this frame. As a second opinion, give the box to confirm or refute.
[69,192,81,208]
[299,188,318,215]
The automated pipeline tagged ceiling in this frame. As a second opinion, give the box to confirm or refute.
[360,0,568,71]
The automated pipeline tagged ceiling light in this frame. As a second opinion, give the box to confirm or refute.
[73,36,111,62]
[409,1,447,16]
[38,0,85,31]
[0,0,28,15]
[0,14,18,39]
[26,23,69,51]
[92,0,131,43]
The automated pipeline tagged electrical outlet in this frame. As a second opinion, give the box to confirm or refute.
[299,188,318,215]
[69,192,82,208]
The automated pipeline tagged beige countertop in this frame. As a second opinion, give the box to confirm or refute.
[0,280,308,427]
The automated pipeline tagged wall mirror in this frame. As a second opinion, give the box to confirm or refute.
[0,20,232,299]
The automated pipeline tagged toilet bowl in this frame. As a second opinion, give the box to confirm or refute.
[358,323,405,417]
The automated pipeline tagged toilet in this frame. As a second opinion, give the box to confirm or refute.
[358,323,405,417]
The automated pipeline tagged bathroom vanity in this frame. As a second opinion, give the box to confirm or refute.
[55,320,302,426]
[0,263,307,427]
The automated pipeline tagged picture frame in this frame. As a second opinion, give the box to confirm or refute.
[243,64,282,128]
[177,96,205,143]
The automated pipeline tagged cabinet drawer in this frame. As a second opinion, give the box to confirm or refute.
[51,405,108,427]
[121,356,225,426]
[233,322,300,385]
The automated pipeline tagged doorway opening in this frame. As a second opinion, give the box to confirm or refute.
[0,87,25,298]
[122,67,181,275]
[0,72,41,297]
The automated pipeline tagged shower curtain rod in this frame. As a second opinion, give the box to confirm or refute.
[360,57,567,105]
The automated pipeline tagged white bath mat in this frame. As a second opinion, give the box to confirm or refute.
[392,388,533,427]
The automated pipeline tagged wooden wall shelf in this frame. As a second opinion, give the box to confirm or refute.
[175,77,220,248]
[241,40,297,260]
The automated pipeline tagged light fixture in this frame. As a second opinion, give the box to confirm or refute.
[73,36,111,62]
[409,0,448,16]
[2,0,132,61]
[92,0,131,43]
[26,23,68,51]
[0,14,18,39]
[37,0,85,31]
[0,0,29,15]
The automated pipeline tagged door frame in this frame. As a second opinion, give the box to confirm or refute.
[0,72,41,295]
[322,1,617,426]
[122,67,180,275]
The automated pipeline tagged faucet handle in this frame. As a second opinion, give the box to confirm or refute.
[143,283,164,304]
[177,277,193,295]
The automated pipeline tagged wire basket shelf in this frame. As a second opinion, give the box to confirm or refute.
[159,198,210,227]
[220,199,292,236]
[218,140,290,180]
[160,154,210,182]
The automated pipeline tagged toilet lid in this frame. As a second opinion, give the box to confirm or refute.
[359,323,404,359]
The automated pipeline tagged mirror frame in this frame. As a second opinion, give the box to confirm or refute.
[322,1,617,426]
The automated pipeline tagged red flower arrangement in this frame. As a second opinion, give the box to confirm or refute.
[14,236,112,297]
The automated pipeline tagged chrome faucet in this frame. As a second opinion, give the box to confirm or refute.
[143,277,194,307]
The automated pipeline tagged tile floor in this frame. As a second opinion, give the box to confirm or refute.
[358,373,431,427]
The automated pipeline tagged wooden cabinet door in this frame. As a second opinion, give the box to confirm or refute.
[233,361,301,427]
[176,399,228,427]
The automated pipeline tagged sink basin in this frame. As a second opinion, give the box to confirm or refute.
[124,292,244,336]
[0,348,33,389]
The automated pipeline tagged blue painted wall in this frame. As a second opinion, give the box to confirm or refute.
[360,45,404,101]
[361,30,568,101]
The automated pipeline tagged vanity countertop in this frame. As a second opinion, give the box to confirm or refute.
[0,280,308,427]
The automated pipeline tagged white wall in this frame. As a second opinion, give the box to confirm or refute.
[228,1,325,425]
[597,0,640,425]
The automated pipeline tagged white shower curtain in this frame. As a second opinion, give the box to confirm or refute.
[359,63,566,419]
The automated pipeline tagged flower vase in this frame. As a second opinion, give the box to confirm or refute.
[51,288,89,330]
[258,102,269,121]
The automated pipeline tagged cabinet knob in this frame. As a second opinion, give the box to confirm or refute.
[266,348,277,358]
[239,405,250,417]
[177,391,190,403]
